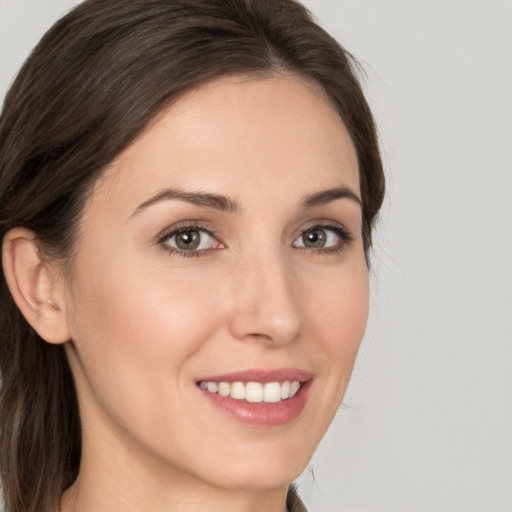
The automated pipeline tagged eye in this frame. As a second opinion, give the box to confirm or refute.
[293,225,351,251]
[160,226,222,255]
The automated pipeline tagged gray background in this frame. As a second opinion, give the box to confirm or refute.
[1,1,511,511]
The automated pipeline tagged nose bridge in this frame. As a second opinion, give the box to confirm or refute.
[228,243,302,345]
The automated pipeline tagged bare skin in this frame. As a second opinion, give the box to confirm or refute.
[5,75,368,512]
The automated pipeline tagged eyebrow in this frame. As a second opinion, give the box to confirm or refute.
[130,184,361,218]
[301,186,362,209]
[131,187,241,217]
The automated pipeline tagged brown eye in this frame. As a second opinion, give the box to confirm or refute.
[293,225,349,251]
[301,228,327,248]
[162,228,219,253]
[175,230,201,250]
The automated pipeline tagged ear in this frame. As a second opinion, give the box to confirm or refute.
[2,227,71,344]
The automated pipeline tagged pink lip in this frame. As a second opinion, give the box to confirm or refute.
[197,368,314,384]
[196,368,313,427]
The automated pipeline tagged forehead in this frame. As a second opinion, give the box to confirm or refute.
[88,75,359,217]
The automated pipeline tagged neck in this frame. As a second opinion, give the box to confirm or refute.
[60,481,286,512]
[60,424,289,512]
[61,479,289,512]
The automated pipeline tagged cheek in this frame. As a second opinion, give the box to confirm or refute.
[303,257,369,383]
[73,263,222,358]
[65,251,226,425]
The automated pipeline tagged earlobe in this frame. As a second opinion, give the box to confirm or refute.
[2,228,71,344]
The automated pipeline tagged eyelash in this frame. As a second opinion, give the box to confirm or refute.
[296,224,353,255]
[157,222,353,259]
[157,222,221,259]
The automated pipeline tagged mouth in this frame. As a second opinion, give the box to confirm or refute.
[199,380,301,403]
[196,369,313,426]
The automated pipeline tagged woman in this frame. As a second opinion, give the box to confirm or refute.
[0,0,385,511]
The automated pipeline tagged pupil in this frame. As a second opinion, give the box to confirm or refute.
[176,230,200,250]
[304,229,326,248]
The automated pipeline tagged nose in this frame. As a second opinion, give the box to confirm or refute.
[227,250,302,346]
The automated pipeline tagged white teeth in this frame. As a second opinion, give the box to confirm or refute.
[263,382,282,403]
[281,380,291,400]
[206,382,218,393]
[230,381,246,400]
[290,381,300,397]
[245,382,263,402]
[199,380,302,403]
[218,382,230,397]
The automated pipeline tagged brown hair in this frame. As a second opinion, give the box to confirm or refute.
[0,0,385,510]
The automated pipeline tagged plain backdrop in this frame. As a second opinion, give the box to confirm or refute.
[1,1,511,511]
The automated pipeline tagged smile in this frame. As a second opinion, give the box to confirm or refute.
[196,369,313,426]
[199,380,301,403]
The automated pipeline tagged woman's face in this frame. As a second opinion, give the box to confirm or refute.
[62,75,368,491]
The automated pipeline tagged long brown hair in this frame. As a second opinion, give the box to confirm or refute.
[0,1,385,510]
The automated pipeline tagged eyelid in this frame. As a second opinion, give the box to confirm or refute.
[155,219,353,258]
[297,220,353,238]
[292,223,353,251]
[156,221,224,257]
[156,220,217,243]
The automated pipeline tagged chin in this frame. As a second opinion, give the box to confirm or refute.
[210,464,304,492]
[196,443,311,492]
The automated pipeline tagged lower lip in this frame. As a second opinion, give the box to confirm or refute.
[199,381,312,426]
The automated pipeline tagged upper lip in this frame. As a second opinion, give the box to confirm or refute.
[196,368,314,384]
